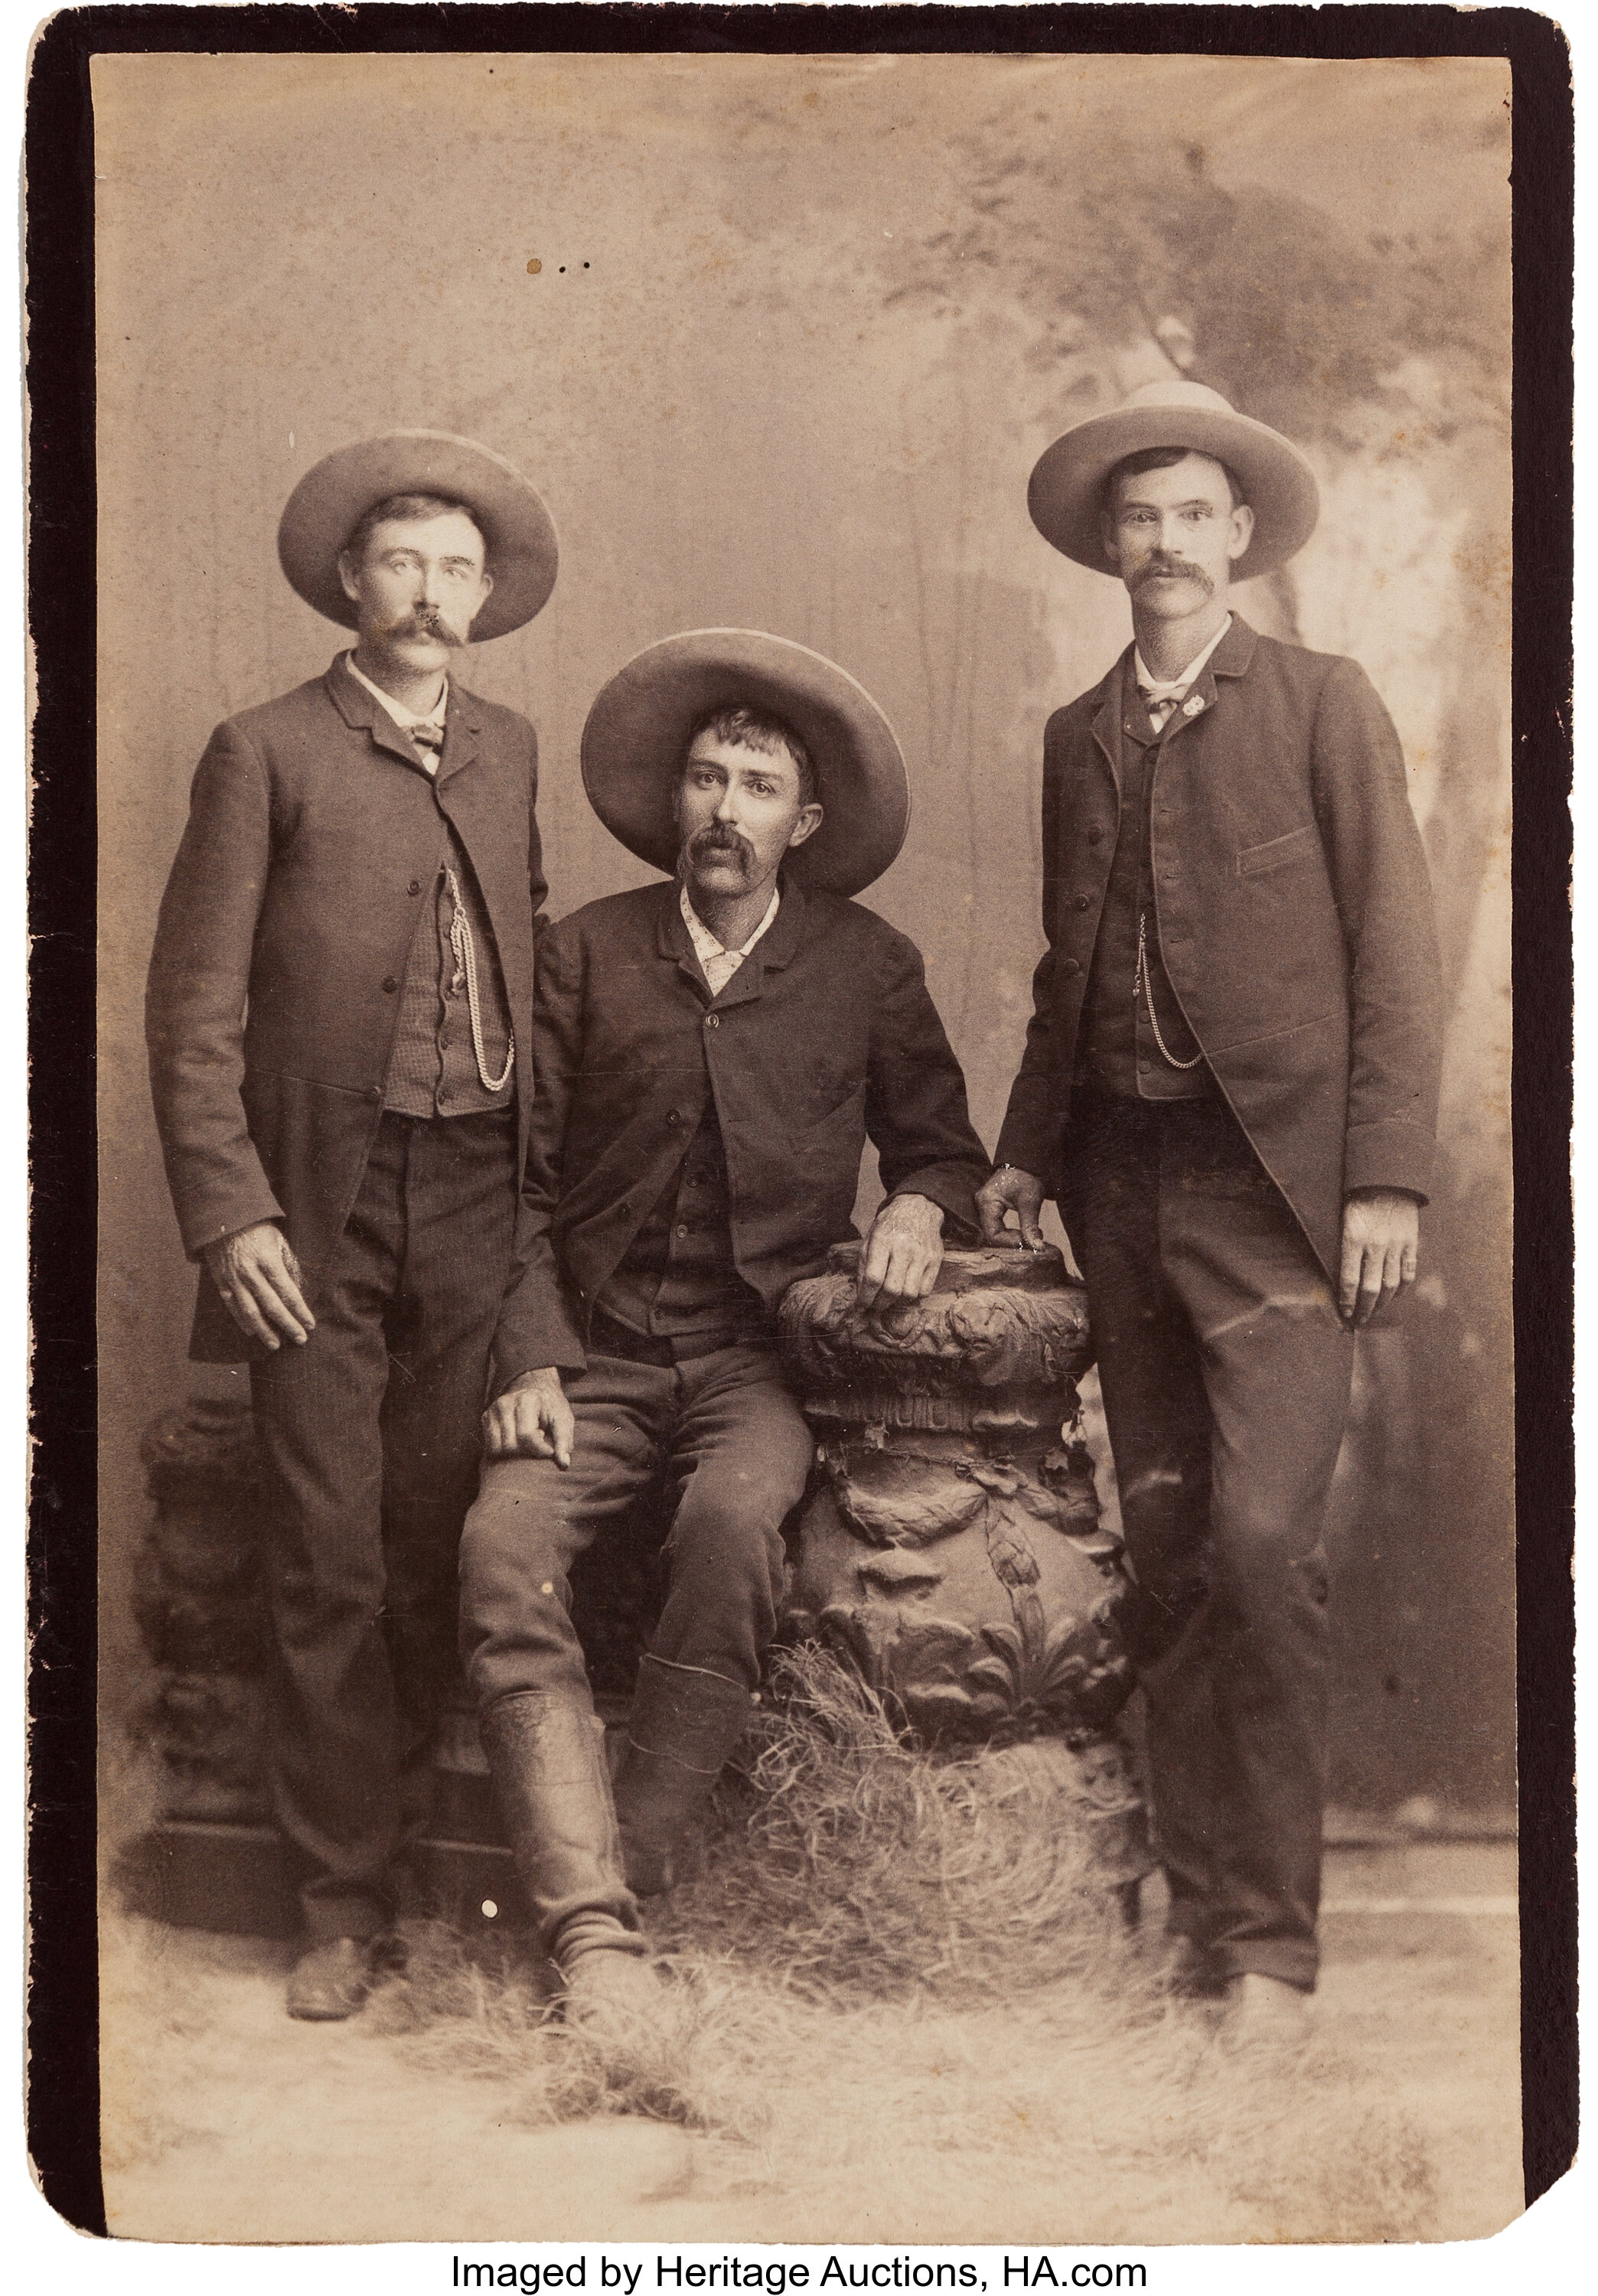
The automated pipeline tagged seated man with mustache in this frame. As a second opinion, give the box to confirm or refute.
[456,631,989,2033]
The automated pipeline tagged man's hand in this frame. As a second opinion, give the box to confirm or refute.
[482,1366,576,1466]
[204,1221,315,1350]
[1339,1189,1420,1326]
[856,1192,945,1314]
[976,1165,1048,1251]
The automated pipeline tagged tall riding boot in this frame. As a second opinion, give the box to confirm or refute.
[479,1689,659,2019]
[611,1655,753,1896]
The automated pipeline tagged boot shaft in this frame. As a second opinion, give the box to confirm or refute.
[478,1689,641,1958]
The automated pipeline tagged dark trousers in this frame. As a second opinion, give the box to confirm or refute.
[251,1108,518,1942]
[458,1340,814,1716]
[1065,1095,1354,1991]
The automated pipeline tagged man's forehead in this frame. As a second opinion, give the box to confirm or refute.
[1114,450,1232,504]
[363,509,486,556]
[685,729,796,771]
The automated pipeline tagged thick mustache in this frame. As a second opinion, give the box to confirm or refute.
[690,825,755,867]
[387,610,465,646]
[1133,557,1214,595]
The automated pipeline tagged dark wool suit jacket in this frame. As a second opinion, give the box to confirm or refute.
[146,654,546,1364]
[496,878,990,1378]
[993,618,1444,1283]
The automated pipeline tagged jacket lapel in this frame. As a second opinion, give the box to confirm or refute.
[655,876,807,1009]
[656,881,713,1000]
[1090,650,1131,795]
[1150,614,1257,750]
[1204,612,1256,702]
[323,654,437,777]
[435,683,481,786]
[708,876,806,1010]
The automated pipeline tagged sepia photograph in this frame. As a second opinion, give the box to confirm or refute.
[28,11,1564,2252]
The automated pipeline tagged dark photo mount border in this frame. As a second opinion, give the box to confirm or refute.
[24,2,1574,2239]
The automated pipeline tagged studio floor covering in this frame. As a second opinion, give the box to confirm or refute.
[98,1841,1521,2249]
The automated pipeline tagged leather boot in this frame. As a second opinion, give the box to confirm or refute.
[611,1655,752,1896]
[479,1689,645,1968]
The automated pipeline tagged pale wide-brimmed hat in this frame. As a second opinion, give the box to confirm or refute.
[581,631,910,899]
[1028,379,1319,582]
[277,430,559,639]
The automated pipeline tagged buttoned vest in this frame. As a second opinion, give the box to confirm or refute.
[1079,664,1212,1101]
[383,819,515,1118]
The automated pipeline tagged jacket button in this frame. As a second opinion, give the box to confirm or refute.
[706,1014,720,1029]
[675,1225,689,1239]
[382,975,399,993]
[667,1110,680,1125]
[407,879,422,896]
[1086,829,1103,845]
[1062,958,1081,978]
[1074,894,1091,910]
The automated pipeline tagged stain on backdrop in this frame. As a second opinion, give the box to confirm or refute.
[94,50,1512,1816]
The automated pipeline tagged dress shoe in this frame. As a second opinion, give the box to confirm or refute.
[1217,1971,1313,2056]
[286,1936,377,2021]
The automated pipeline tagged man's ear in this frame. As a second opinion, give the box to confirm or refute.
[337,550,361,606]
[1100,510,1122,572]
[788,803,823,851]
[1226,504,1256,563]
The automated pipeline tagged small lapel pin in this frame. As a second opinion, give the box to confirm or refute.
[1182,695,1205,716]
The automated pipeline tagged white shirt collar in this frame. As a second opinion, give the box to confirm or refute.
[343,650,448,732]
[1133,613,1232,700]
[680,882,781,987]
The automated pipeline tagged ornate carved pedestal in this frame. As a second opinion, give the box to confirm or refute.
[778,1241,1149,1887]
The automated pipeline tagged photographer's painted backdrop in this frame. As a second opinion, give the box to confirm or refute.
[94,51,1513,1818]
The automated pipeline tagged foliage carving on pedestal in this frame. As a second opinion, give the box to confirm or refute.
[779,1244,1141,1760]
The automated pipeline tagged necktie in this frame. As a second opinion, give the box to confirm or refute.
[1137,685,1185,733]
[409,721,445,769]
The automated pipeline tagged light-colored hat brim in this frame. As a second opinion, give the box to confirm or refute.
[277,430,558,639]
[581,631,910,899]
[1029,393,1319,582]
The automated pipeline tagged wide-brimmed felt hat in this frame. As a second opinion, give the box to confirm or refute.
[1028,379,1319,582]
[277,430,559,639]
[581,631,910,899]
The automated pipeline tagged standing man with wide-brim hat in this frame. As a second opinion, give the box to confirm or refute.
[978,379,1443,2050]
[456,630,990,2034]
[147,432,559,2019]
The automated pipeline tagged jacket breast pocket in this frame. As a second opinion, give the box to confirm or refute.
[1236,824,1316,878]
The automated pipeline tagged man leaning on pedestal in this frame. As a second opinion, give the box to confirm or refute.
[456,631,990,2037]
[977,380,1443,2050]
[146,434,558,2020]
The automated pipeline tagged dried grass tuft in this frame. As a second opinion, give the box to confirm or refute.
[654,1645,1149,2007]
[355,1647,1440,2239]
[367,1926,774,2138]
